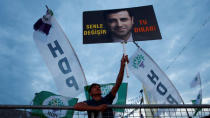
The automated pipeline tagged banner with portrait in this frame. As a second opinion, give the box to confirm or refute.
[83,5,162,44]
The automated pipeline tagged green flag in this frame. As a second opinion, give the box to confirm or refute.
[84,83,127,112]
[192,100,202,116]
[191,90,202,116]
[32,91,78,118]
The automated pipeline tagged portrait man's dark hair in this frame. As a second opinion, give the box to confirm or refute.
[103,9,133,21]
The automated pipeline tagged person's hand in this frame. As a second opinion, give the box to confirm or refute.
[121,55,129,67]
[97,104,107,111]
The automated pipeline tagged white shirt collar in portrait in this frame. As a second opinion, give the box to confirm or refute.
[112,33,133,43]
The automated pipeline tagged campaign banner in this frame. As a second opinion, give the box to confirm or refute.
[32,91,78,118]
[83,5,162,44]
[84,83,128,112]
[128,48,183,105]
[33,15,87,97]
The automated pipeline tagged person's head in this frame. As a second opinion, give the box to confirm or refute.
[88,83,102,97]
[104,9,134,40]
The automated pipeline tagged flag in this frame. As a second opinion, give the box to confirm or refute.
[33,10,87,97]
[191,90,202,116]
[192,89,202,104]
[143,86,157,118]
[128,48,183,105]
[190,73,201,88]
[190,73,202,116]
[32,91,78,118]
[84,83,128,112]
[128,48,184,116]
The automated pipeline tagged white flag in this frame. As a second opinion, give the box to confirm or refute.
[190,73,201,88]
[33,15,87,97]
[143,86,158,117]
[128,48,183,105]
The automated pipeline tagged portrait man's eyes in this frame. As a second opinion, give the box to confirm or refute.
[107,18,129,24]
[120,18,129,22]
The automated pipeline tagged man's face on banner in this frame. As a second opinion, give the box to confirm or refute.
[106,10,134,39]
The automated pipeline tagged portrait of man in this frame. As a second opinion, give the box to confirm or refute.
[83,6,161,44]
[104,9,134,43]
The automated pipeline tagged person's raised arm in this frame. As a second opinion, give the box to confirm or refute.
[74,102,107,111]
[111,55,129,97]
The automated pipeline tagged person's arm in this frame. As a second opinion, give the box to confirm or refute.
[110,55,129,97]
[74,102,107,111]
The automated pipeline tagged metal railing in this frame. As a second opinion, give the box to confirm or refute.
[0,104,210,118]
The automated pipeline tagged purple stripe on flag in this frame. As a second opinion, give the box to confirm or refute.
[33,18,51,35]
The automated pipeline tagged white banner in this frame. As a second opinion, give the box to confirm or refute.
[128,48,183,105]
[33,16,87,97]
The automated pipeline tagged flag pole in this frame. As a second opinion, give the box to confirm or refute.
[199,72,203,117]
[122,41,129,78]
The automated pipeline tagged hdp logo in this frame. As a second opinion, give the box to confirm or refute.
[48,98,64,106]
[132,54,145,69]
[43,96,68,118]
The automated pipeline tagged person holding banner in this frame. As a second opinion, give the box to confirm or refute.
[74,55,129,118]
[104,9,134,43]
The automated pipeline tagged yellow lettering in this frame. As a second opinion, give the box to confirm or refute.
[85,24,104,29]
[86,25,89,29]
[83,29,107,36]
